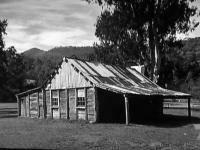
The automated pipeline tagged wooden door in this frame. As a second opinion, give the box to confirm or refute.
[77,109,86,120]
[52,108,59,119]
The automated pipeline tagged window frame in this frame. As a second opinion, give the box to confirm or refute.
[52,97,59,107]
[51,90,59,108]
[76,89,86,108]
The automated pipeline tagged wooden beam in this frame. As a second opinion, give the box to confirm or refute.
[85,87,88,121]
[58,90,61,119]
[50,89,52,118]
[188,98,191,119]
[94,87,99,122]
[75,89,78,120]
[24,96,27,117]
[37,92,40,118]
[28,94,30,117]
[124,94,130,125]
[42,89,46,118]
[66,89,69,119]
[16,96,21,116]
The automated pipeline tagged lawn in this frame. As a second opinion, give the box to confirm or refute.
[0,103,200,150]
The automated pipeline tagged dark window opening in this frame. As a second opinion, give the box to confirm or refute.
[52,98,58,106]
[77,97,85,106]
[77,89,85,107]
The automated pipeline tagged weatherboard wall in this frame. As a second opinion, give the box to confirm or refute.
[18,87,97,122]
[46,61,91,90]
[29,93,38,118]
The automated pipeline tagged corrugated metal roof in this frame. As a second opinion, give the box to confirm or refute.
[67,58,191,98]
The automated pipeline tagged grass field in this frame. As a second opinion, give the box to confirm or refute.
[0,103,200,149]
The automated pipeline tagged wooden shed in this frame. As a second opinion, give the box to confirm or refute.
[16,57,191,124]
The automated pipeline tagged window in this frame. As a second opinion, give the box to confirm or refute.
[52,90,59,107]
[77,89,85,107]
[77,97,85,106]
[52,98,58,106]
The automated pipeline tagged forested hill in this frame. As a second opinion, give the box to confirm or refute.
[23,38,200,65]
[23,46,94,60]
[23,48,45,58]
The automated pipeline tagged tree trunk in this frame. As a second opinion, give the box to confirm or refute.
[148,19,160,83]
[148,21,155,81]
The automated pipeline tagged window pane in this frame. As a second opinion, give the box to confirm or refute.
[77,89,85,97]
[77,89,85,107]
[52,90,58,98]
[52,98,58,106]
[77,97,85,106]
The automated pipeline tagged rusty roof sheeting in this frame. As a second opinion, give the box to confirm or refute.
[67,58,190,98]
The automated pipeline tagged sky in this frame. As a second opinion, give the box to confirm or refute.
[1,0,200,53]
[0,0,101,52]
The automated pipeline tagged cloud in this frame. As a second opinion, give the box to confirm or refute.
[0,0,101,52]
[3,0,199,53]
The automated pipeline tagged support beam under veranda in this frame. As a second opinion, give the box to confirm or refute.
[188,97,191,119]
[124,94,130,125]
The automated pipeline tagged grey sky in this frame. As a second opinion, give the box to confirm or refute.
[1,0,200,52]
[0,0,101,52]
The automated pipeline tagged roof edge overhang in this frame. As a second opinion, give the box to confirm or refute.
[16,87,42,98]
[95,85,192,99]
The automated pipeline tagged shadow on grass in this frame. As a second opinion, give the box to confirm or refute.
[97,113,200,128]
[131,114,200,128]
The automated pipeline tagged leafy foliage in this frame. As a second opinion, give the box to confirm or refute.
[4,47,25,100]
[0,20,8,90]
[87,0,199,86]
[0,20,26,101]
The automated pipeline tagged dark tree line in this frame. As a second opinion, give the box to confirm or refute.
[22,55,60,86]
[0,20,25,101]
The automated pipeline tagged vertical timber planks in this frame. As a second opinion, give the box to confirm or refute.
[50,88,52,118]
[28,94,30,117]
[58,90,61,119]
[69,89,76,120]
[16,96,21,116]
[87,87,96,122]
[37,92,40,118]
[85,87,88,121]
[43,89,46,118]
[75,89,78,120]
[188,97,191,119]
[94,87,99,122]
[66,89,69,119]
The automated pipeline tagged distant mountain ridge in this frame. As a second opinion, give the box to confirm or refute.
[23,46,94,60]
[23,48,45,58]
[23,37,200,62]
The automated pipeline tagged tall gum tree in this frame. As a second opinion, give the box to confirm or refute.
[0,20,7,89]
[87,0,199,84]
